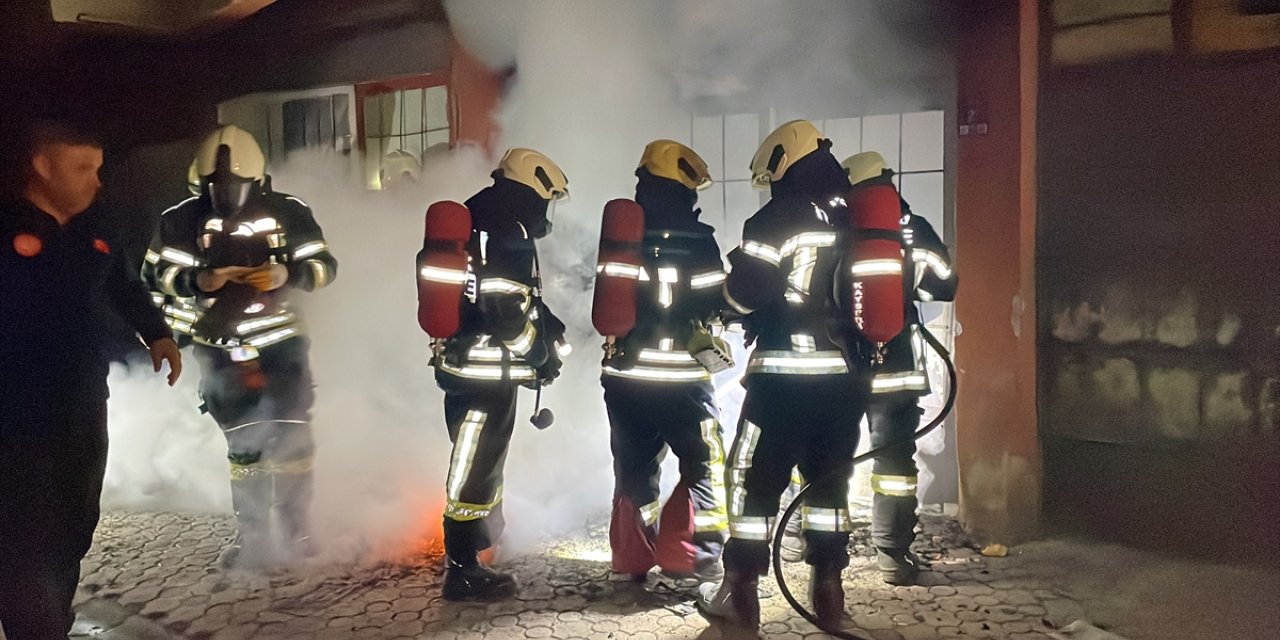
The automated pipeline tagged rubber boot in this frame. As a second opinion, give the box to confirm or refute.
[274,468,319,560]
[442,555,517,602]
[220,469,273,568]
[696,570,760,638]
[779,512,806,563]
[810,563,846,631]
[876,547,922,585]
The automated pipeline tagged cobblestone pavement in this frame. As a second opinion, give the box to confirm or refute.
[9,510,1274,640]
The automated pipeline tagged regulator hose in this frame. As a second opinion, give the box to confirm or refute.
[771,324,957,639]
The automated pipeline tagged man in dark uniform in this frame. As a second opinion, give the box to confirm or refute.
[0,121,182,640]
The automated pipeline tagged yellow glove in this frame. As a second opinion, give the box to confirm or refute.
[687,322,734,373]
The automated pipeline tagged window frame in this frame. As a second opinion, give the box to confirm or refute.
[354,72,452,189]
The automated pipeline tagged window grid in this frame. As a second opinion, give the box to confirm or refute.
[356,75,450,189]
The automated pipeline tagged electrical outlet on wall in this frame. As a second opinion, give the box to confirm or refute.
[959,105,988,136]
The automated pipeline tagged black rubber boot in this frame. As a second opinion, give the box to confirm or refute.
[274,469,319,560]
[876,547,922,585]
[220,470,273,568]
[442,555,517,602]
[810,563,846,631]
[696,570,760,638]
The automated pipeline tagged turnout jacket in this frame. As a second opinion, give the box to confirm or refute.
[724,194,851,377]
[604,199,725,383]
[429,187,566,384]
[143,190,337,352]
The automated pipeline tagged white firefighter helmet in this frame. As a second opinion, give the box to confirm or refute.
[187,158,201,195]
[749,120,824,189]
[381,148,421,187]
[496,148,569,202]
[194,124,265,182]
[638,139,712,191]
[842,151,888,186]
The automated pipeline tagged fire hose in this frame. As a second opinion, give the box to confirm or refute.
[772,323,957,639]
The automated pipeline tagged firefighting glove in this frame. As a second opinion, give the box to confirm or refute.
[534,350,563,387]
[196,267,239,292]
[532,304,567,384]
[239,263,289,292]
[607,324,651,371]
[687,321,734,374]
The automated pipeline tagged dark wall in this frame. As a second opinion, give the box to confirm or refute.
[1,1,449,192]
[1038,54,1280,560]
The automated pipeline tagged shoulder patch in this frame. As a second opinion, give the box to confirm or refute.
[13,233,42,257]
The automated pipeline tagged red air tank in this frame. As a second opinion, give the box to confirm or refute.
[591,198,645,338]
[417,200,472,339]
[846,184,906,344]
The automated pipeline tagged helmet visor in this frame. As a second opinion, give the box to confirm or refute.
[209,175,254,216]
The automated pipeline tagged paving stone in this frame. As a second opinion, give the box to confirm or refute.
[981,605,1025,624]
[958,621,1000,638]
[118,585,163,606]
[209,623,261,640]
[590,619,622,633]
[138,596,183,617]
[918,609,961,627]
[1042,598,1086,626]
[1003,620,1035,633]
[762,621,792,634]
[382,620,425,636]
[897,625,940,640]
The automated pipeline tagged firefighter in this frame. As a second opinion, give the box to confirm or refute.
[847,150,957,583]
[424,148,570,602]
[697,121,873,636]
[598,140,729,582]
[144,125,338,568]
[1,121,182,639]
[775,152,959,585]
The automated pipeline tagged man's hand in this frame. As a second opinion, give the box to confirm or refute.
[196,266,251,292]
[235,263,288,292]
[147,337,183,386]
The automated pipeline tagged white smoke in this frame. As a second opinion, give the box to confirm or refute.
[101,0,954,560]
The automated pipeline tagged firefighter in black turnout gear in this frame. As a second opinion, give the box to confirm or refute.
[143,125,337,568]
[425,148,570,602]
[697,121,873,636]
[598,141,729,582]
[845,151,957,584]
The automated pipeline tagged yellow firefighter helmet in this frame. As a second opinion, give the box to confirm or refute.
[496,148,569,202]
[842,151,889,186]
[194,124,265,182]
[749,120,824,189]
[638,139,712,191]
